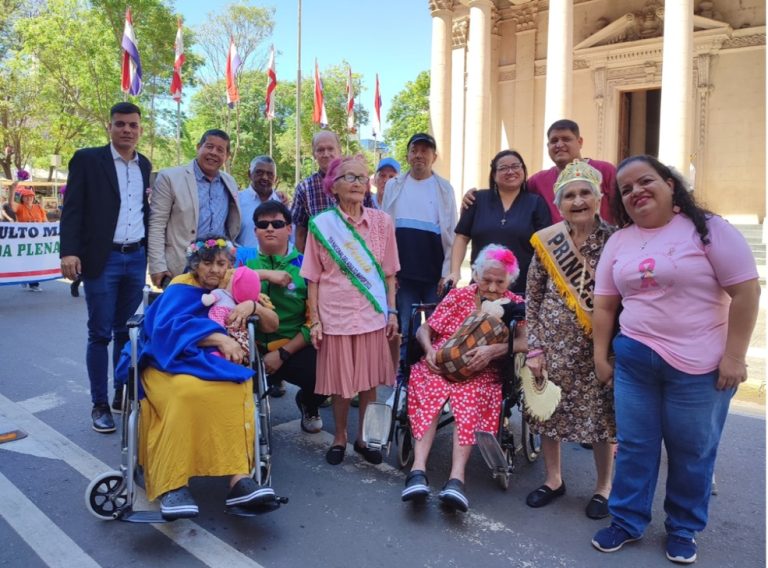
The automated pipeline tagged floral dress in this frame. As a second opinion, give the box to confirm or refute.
[407,285,524,446]
[526,220,616,442]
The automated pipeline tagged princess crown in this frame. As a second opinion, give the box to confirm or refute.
[553,159,603,199]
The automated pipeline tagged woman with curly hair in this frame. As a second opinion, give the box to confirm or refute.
[590,156,760,564]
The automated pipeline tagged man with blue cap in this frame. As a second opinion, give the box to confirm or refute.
[373,157,400,207]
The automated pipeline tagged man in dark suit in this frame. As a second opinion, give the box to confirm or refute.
[60,102,151,433]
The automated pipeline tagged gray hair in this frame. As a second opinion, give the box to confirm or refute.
[249,155,275,175]
[471,244,520,287]
[311,130,341,151]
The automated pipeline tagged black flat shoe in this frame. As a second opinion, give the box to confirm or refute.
[91,404,116,433]
[526,482,566,508]
[353,441,383,465]
[586,494,610,519]
[401,470,429,502]
[325,445,346,465]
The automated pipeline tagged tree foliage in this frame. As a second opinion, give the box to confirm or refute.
[384,70,430,165]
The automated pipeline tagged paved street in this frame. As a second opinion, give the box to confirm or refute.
[0,281,765,568]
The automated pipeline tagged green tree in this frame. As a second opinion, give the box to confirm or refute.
[384,70,430,165]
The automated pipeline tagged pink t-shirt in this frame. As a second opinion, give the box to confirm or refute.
[595,214,758,374]
[301,207,400,335]
[528,159,617,224]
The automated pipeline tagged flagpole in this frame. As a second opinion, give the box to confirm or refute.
[295,0,302,185]
[269,120,273,157]
[176,101,181,165]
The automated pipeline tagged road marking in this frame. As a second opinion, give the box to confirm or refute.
[17,391,66,414]
[0,393,264,568]
[0,471,101,568]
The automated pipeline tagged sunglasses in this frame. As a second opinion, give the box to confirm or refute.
[255,220,288,230]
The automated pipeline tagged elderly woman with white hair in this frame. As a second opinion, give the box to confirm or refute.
[524,160,616,519]
[401,244,525,512]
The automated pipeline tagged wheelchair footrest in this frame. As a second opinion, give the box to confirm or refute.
[475,431,510,471]
[118,509,170,524]
[362,402,393,448]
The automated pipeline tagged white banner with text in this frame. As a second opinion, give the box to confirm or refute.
[0,222,62,285]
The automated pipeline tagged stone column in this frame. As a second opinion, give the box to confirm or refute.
[464,0,493,190]
[429,0,454,178]
[511,5,538,163]
[542,0,573,169]
[450,17,469,197]
[658,0,693,174]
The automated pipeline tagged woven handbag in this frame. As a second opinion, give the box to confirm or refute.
[434,311,509,383]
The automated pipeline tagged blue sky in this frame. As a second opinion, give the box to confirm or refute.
[177,0,433,140]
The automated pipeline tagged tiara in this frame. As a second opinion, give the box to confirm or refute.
[185,238,235,257]
[554,159,603,196]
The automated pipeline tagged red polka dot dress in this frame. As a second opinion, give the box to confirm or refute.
[407,285,523,446]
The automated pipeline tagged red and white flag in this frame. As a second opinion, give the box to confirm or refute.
[372,73,382,138]
[170,19,184,102]
[264,45,277,120]
[346,66,355,132]
[226,37,241,108]
[120,8,142,96]
[313,59,328,127]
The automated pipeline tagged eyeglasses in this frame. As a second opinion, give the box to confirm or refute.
[252,169,275,179]
[255,220,288,230]
[496,163,523,174]
[334,173,369,184]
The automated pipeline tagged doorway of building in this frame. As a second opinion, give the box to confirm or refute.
[617,88,661,163]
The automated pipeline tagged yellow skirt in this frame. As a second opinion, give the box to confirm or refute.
[139,367,254,501]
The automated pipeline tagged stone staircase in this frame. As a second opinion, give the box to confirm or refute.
[733,223,766,284]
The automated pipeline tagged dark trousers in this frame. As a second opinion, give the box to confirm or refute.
[268,345,325,414]
[395,277,440,364]
[83,248,146,405]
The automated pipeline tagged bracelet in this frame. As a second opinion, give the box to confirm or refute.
[387,308,398,315]
[310,321,321,328]
[251,300,258,316]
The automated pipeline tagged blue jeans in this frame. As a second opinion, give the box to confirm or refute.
[609,334,733,540]
[396,277,439,366]
[83,248,146,405]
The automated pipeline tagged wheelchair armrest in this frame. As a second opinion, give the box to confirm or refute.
[127,314,145,328]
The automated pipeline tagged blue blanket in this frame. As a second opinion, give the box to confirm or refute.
[115,281,254,394]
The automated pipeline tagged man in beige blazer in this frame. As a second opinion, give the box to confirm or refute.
[148,129,242,287]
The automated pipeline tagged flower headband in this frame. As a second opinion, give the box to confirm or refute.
[185,238,236,258]
[486,248,519,275]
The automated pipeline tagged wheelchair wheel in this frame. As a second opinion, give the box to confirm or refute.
[85,471,128,520]
[394,424,414,469]
[522,419,541,463]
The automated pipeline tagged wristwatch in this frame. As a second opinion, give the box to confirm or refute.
[278,347,291,362]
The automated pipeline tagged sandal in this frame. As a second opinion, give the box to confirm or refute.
[325,444,346,465]
[353,441,383,465]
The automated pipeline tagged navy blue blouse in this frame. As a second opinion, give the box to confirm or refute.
[455,189,552,294]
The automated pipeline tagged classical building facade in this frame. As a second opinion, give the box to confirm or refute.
[427,0,766,223]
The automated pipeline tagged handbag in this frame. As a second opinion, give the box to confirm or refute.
[434,311,509,383]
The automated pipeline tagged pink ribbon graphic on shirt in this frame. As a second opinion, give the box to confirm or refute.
[638,258,659,289]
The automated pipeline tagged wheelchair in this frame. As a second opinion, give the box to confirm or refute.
[84,286,286,522]
[363,293,541,490]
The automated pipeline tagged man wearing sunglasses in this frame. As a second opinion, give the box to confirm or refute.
[246,200,326,434]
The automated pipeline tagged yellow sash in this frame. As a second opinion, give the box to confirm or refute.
[530,222,595,334]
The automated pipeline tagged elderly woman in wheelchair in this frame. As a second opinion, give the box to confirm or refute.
[401,244,526,512]
[132,236,279,520]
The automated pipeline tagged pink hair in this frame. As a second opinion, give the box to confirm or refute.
[322,154,370,198]
[472,244,520,285]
